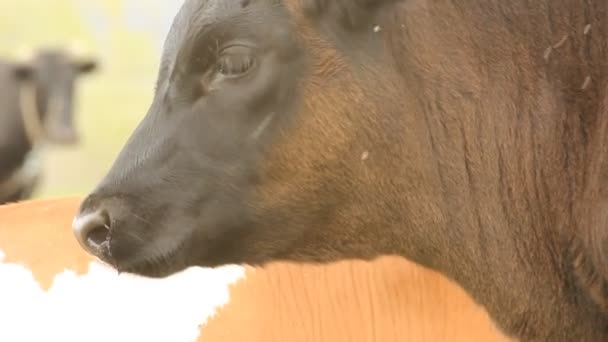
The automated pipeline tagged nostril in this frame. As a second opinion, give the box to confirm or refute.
[87,222,110,247]
[72,209,111,256]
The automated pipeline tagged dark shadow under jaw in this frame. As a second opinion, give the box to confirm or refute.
[108,240,190,278]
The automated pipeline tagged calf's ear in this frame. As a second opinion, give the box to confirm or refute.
[303,0,404,31]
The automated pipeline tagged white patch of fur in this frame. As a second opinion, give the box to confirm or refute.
[0,248,245,342]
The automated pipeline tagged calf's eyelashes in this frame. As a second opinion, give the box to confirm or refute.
[216,45,257,78]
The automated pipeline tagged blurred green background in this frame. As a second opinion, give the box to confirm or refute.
[0,0,183,199]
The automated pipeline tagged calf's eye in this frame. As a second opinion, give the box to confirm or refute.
[216,45,255,78]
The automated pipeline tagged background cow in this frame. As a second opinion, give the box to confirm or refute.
[0,48,97,205]
[72,0,608,341]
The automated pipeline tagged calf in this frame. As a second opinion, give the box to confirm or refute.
[0,48,97,204]
[72,1,608,341]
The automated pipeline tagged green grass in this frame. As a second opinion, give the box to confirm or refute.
[0,0,173,199]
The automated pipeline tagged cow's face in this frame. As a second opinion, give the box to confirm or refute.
[74,0,407,277]
[13,49,97,144]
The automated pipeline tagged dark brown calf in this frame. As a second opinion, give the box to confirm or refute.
[73,1,608,341]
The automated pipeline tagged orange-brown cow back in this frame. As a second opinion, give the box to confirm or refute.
[201,258,510,342]
[0,198,509,341]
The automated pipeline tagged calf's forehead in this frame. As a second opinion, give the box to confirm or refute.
[160,0,296,69]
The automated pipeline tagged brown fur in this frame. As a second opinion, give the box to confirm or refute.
[267,0,608,339]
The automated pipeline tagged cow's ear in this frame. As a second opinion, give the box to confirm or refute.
[12,63,34,80]
[303,0,403,31]
[74,58,98,74]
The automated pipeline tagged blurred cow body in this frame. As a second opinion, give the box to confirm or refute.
[0,49,97,204]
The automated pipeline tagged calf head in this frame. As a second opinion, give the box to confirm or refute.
[73,0,410,277]
[12,47,98,144]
